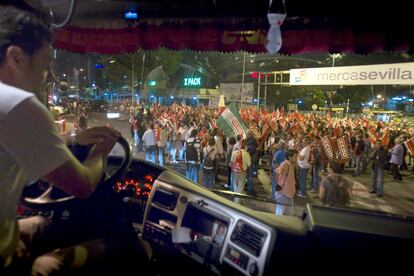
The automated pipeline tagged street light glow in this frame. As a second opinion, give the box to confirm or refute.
[109,60,116,63]
[377,94,382,99]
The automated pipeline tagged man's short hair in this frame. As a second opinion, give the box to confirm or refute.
[228,136,236,145]
[329,161,342,174]
[0,5,52,65]
[286,149,297,158]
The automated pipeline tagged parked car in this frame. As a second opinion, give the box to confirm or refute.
[49,102,67,115]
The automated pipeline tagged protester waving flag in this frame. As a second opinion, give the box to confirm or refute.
[216,103,248,138]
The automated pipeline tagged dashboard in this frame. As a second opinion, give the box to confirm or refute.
[142,172,276,276]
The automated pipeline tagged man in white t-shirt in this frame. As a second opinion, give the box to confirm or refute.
[297,138,311,198]
[0,6,120,274]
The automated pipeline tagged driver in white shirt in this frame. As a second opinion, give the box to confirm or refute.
[0,6,122,275]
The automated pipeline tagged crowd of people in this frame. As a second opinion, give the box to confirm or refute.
[123,101,414,215]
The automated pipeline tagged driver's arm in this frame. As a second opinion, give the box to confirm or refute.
[51,127,120,198]
[43,139,114,199]
[1,97,118,200]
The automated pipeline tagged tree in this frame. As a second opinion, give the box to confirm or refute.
[97,49,183,91]
[335,86,372,111]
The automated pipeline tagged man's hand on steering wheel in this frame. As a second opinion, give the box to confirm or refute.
[75,126,120,147]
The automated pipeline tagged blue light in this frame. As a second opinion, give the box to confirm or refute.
[170,96,174,99]
[253,98,258,102]
[135,94,138,97]
[124,11,138,20]
[193,97,197,100]
[104,93,108,96]
[150,95,154,98]
[409,99,414,102]
[403,96,407,99]
[94,64,104,69]
[392,97,402,101]
[298,100,303,104]
[368,101,373,106]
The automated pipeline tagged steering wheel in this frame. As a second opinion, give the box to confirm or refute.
[21,136,132,209]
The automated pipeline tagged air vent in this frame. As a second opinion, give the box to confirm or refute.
[231,221,267,257]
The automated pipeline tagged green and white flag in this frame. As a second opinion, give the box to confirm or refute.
[216,103,248,139]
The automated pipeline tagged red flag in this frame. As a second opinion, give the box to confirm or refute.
[269,116,278,131]
[363,119,370,129]
[404,137,414,156]
[368,127,378,144]
[289,123,299,134]
[326,112,331,122]
[258,123,271,147]
[380,128,390,147]
[253,110,259,122]
[280,119,287,130]
[336,136,350,163]
[321,136,335,160]
[333,127,341,137]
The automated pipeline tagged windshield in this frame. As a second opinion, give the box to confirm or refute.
[50,49,414,218]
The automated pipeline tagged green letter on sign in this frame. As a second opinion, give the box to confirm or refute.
[184,77,201,87]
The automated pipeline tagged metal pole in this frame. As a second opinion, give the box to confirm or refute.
[346,98,350,119]
[264,73,268,109]
[87,56,91,87]
[257,75,261,111]
[241,51,246,108]
[131,54,134,103]
[329,55,335,112]
[140,52,146,100]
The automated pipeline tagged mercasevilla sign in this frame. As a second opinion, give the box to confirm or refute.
[289,62,414,85]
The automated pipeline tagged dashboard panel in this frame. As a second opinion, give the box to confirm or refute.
[142,176,276,276]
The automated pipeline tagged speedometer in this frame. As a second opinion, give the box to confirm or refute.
[115,174,156,199]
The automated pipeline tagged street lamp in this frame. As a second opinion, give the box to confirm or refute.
[377,94,382,99]
[330,53,343,67]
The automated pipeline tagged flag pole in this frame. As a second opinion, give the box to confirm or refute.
[241,51,246,108]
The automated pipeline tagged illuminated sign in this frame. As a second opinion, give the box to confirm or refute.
[290,62,414,85]
[184,77,201,87]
